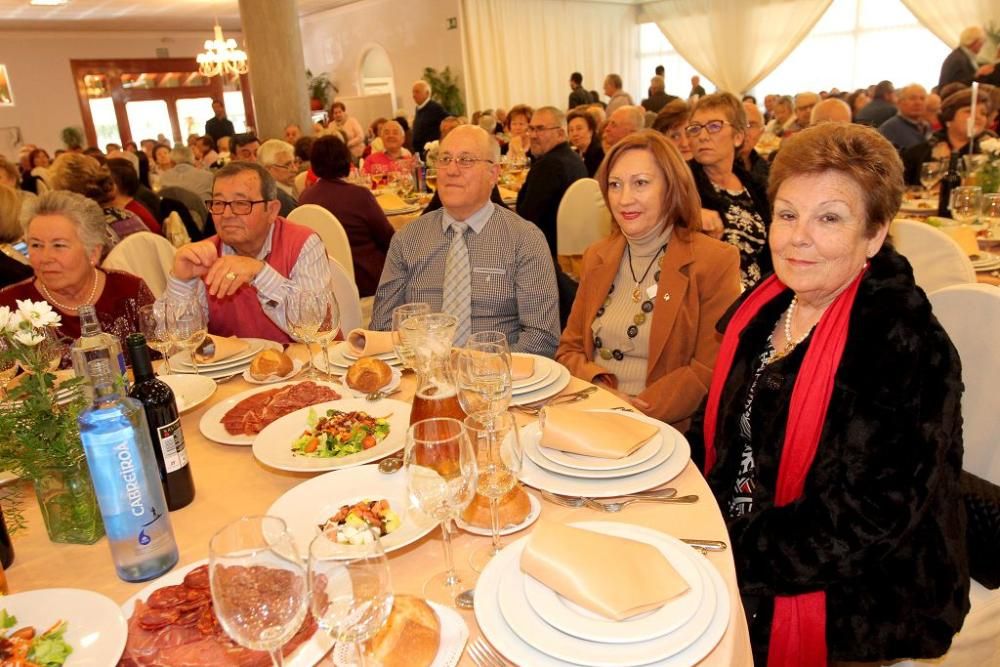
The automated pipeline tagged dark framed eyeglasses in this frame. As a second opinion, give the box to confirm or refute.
[437,154,495,169]
[684,120,731,137]
[204,199,268,215]
[526,125,560,134]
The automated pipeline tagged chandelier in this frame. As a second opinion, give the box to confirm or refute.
[196,23,248,78]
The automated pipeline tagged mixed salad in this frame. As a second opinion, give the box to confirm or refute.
[291,408,390,458]
[0,610,72,667]
[319,499,401,545]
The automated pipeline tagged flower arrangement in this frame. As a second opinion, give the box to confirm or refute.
[977,137,1000,194]
[423,140,440,167]
[0,300,102,543]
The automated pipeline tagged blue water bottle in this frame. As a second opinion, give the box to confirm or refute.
[78,359,179,582]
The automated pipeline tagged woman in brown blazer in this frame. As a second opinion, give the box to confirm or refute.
[556,131,741,430]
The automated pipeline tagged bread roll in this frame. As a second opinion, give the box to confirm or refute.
[369,595,440,667]
[346,357,392,393]
[249,349,293,380]
[461,484,532,528]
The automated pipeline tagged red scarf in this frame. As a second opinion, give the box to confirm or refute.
[703,268,866,667]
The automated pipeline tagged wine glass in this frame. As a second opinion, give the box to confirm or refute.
[950,186,983,225]
[425,168,437,192]
[396,171,415,199]
[467,331,510,357]
[286,288,325,379]
[391,303,430,371]
[164,298,207,375]
[404,417,477,605]
[138,303,172,374]
[209,516,308,667]
[465,411,523,572]
[308,288,341,380]
[309,529,393,667]
[453,342,512,421]
[919,161,944,194]
[984,194,1000,238]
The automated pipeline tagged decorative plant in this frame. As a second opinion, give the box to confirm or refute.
[306,69,338,109]
[60,126,84,151]
[422,66,466,117]
[977,137,1000,194]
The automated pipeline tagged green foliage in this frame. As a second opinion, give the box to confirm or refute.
[422,66,466,117]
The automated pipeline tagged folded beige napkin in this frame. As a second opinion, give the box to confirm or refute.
[194,335,249,363]
[521,521,688,621]
[378,192,409,211]
[498,186,518,200]
[347,329,395,357]
[540,405,658,459]
[939,224,980,256]
[511,355,535,381]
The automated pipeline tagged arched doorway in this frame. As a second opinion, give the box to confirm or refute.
[358,45,395,108]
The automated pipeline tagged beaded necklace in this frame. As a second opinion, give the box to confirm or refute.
[38,269,99,312]
[593,244,666,362]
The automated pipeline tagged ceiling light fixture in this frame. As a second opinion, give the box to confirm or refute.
[196,23,248,78]
[30,0,70,6]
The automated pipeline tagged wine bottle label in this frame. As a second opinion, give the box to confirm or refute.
[156,418,189,473]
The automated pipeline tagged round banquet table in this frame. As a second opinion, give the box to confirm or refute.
[5,348,752,666]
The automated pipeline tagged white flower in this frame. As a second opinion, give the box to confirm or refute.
[0,305,10,333]
[15,299,60,330]
[12,330,44,347]
[981,137,1000,156]
[423,140,439,153]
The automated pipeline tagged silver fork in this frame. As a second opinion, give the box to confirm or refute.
[365,387,401,401]
[512,386,597,416]
[541,489,677,507]
[467,637,508,667]
[585,495,699,512]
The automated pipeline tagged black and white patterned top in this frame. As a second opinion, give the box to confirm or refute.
[726,341,775,519]
[370,203,561,357]
[713,182,768,290]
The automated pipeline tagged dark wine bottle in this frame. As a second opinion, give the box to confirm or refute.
[937,153,961,218]
[0,504,14,570]
[125,333,195,511]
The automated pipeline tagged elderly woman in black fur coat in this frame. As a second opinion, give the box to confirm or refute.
[688,123,969,666]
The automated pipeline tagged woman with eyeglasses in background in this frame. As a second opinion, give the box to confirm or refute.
[688,92,771,290]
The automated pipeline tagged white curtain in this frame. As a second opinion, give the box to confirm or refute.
[638,0,832,95]
[460,0,639,112]
[899,1,997,51]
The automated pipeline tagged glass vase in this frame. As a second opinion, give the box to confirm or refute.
[33,456,104,545]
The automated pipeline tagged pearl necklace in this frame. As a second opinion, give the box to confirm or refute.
[39,269,99,312]
[782,296,814,353]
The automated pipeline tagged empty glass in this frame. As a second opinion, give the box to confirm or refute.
[138,303,172,374]
[309,287,340,379]
[454,342,512,421]
[919,160,944,193]
[391,303,431,371]
[984,194,1000,237]
[950,186,983,225]
[285,287,328,379]
[164,298,207,375]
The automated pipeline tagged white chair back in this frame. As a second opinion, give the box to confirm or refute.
[890,220,976,293]
[329,257,362,334]
[556,178,613,256]
[928,284,1000,485]
[288,204,355,282]
[294,170,309,197]
[101,232,175,298]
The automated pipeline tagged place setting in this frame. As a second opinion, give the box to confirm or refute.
[507,352,572,406]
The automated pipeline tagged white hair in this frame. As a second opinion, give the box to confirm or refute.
[413,80,431,95]
[169,145,194,165]
[612,105,646,132]
[959,26,985,47]
[257,139,295,167]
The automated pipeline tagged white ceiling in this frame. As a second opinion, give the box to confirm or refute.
[0,0,363,31]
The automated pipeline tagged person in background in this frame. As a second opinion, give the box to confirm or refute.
[566,108,604,177]
[297,135,395,298]
[364,117,389,157]
[939,26,991,89]
[568,71,591,109]
[216,136,233,163]
[329,101,365,160]
[604,73,634,115]
[641,75,676,114]
[205,99,235,144]
[923,93,943,132]
[361,121,413,177]
[411,80,449,159]
[152,143,173,174]
[232,134,260,162]
[901,88,993,185]
[0,190,153,347]
[688,92,771,289]
[159,146,214,202]
[786,92,819,135]
[855,80,897,127]
[20,149,51,195]
[652,99,694,160]
[689,75,707,99]
[258,139,299,217]
[762,95,795,138]
[556,130,740,428]
[602,105,645,151]
[105,158,162,235]
[809,97,852,125]
[193,136,220,170]
[503,104,533,159]
[688,122,968,665]
[738,100,769,188]
[284,123,302,145]
[878,84,930,150]
[0,185,33,289]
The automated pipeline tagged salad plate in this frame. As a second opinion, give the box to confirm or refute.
[252,398,412,472]
[266,464,438,558]
[159,374,217,412]
[2,588,128,666]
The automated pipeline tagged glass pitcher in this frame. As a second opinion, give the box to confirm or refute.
[403,313,467,425]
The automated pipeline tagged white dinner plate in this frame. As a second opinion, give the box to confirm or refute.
[381,203,422,215]
[252,398,412,472]
[970,251,1000,268]
[510,363,571,406]
[171,337,269,370]
[164,341,283,380]
[1,588,127,666]
[242,358,306,384]
[518,422,690,497]
[317,344,403,371]
[455,490,542,536]
[159,374,217,413]
[332,599,467,667]
[337,365,402,394]
[520,526,705,644]
[525,426,673,480]
[898,199,937,215]
[199,380,352,446]
[533,409,667,471]
[512,354,559,392]
[266,464,438,557]
[121,560,333,667]
[337,340,399,362]
[476,523,730,667]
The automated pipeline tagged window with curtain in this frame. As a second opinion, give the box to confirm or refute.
[640,0,951,98]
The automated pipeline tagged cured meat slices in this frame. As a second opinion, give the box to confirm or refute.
[221,382,341,435]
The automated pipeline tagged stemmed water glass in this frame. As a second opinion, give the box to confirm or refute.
[454,341,512,420]
[308,287,340,380]
[209,516,308,667]
[391,303,430,371]
[285,287,326,379]
[164,298,207,375]
[138,303,173,374]
[464,411,523,571]
[919,160,944,194]
[308,529,393,667]
[950,186,983,225]
[984,194,1000,238]
[404,417,477,605]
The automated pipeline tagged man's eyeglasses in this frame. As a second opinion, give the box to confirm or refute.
[204,199,268,215]
[526,125,560,134]
[437,154,495,169]
[273,160,298,171]
[684,120,731,137]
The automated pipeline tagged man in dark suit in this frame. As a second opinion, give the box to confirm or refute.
[939,26,990,89]
[641,75,676,113]
[411,80,449,159]
[568,72,591,109]
[204,99,235,144]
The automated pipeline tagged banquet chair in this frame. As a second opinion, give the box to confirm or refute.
[288,204,355,282]
[889,220,976,293]
[328,257,362,334]
[159,187,210,236]
[101,231,175,298]
[556,178,612,279]
[294,170,309,197]
[890,284,1000,667]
